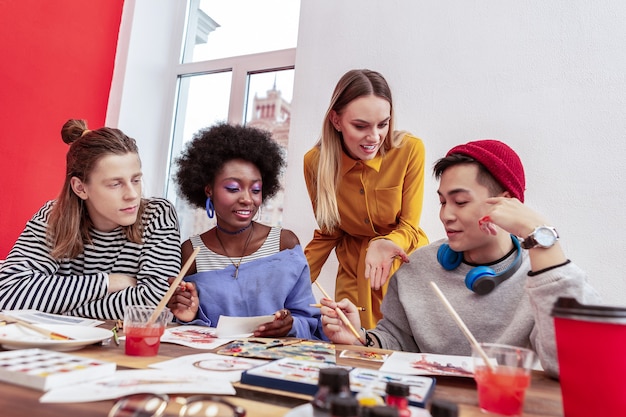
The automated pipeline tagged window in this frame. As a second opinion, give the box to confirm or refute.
[166,0,300,241]
[184,0,300,63]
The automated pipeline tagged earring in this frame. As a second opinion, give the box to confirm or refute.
[205,197,215,219]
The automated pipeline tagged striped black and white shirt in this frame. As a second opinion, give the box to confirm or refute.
[0,198,182,320]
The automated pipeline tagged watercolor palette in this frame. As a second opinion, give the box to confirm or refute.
[0,348,116,391]
[217,339,336,363]
[240,358,435,407]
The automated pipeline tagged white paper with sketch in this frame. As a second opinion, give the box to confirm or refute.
[149,352,266,382]
[159,325,232,349]
[379,351,474,377]
[39,369,235,403]
[215,315,274,337]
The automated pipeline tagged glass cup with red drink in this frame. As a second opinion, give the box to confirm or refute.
[123,305,173,356]
[472,343,535,416]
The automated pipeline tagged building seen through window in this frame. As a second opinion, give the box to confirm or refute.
[167,1,299,241]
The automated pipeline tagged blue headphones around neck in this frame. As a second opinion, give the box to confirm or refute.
[436,234,522,295]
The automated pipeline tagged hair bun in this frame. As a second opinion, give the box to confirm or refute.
[60,119,89,144]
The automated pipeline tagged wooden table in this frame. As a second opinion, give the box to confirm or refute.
[0,325,564,417]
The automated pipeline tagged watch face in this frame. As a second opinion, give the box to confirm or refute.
[535,227,557,247]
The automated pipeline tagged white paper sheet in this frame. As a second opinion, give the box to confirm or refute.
[160,325,232,349]
[149,352,266,382]
[215,315,274,337]
[379,351,474,377]
[39,369,235,403]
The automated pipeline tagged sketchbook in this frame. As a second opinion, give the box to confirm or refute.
[240,358,435,408]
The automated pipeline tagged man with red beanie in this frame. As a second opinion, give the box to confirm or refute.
[320,139,600,378]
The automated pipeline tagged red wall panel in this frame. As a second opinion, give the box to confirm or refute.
[0,0,124,257]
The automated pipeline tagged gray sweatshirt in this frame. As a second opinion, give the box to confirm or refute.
[369,238,601,378]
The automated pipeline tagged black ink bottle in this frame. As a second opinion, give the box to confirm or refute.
[312,367,351,417]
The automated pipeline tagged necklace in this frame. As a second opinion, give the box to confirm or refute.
[216,222,252,235]
[215,222,254,279]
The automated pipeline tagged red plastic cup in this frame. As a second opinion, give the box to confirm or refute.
[472,343,535,416]
[123,305,172,356]
[552,297,626,417]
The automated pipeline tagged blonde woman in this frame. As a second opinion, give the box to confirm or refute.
[304,69,429,328]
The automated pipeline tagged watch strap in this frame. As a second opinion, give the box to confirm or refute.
[521,234,538,250]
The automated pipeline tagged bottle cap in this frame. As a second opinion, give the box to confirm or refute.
[385,381,410,397]
[356,386,384,407]
[430,399,459,417]
[330,396,358,416]
[318,367,350,392]
[367,405,400,417]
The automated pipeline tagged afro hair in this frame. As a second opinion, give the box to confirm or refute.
[174,122,286,209]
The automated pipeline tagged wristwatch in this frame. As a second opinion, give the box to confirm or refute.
[521,226,559,249]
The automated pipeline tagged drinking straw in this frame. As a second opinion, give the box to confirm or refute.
[147,247,201,325]
[429,281,494,372]
[314,280,366,345]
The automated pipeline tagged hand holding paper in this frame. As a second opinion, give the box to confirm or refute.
[215,315,275,338]
[253,308,293,337]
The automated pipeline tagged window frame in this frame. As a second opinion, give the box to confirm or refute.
[108,1,297,200]
[173,48,296,127]
[165,49,296,198]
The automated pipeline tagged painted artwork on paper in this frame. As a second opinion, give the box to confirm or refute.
[217,339,336,363]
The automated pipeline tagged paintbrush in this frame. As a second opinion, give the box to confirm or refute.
[147,246,201,326]
[429,281,494,372]
[314,281,366,345]
[0,314,74,341]
[310,303,366,311]
[264,339,303,349]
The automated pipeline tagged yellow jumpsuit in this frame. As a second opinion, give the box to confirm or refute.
[304,133,429,328]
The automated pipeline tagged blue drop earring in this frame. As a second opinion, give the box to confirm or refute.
[205,197,215,219]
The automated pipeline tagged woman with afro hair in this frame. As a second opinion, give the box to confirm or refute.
[168,122,325,339]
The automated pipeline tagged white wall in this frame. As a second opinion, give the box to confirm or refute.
[282,0,626,306]
[108,0,186,198]
[112,0,626,307]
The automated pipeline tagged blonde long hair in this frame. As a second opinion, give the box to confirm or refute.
[47,119,145,259]
[313,69,404,233]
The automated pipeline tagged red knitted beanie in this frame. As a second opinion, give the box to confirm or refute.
[446,139,526,202]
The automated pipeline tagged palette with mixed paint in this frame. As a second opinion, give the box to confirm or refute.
[0,348,116,391]
[216,339,336,363]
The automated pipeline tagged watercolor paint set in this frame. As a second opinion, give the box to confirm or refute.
[240,358,435,407]
[0,348,116,391]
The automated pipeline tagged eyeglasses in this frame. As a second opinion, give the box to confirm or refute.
[108,393,246,417]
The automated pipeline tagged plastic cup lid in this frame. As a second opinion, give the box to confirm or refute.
[551,297,626,320]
